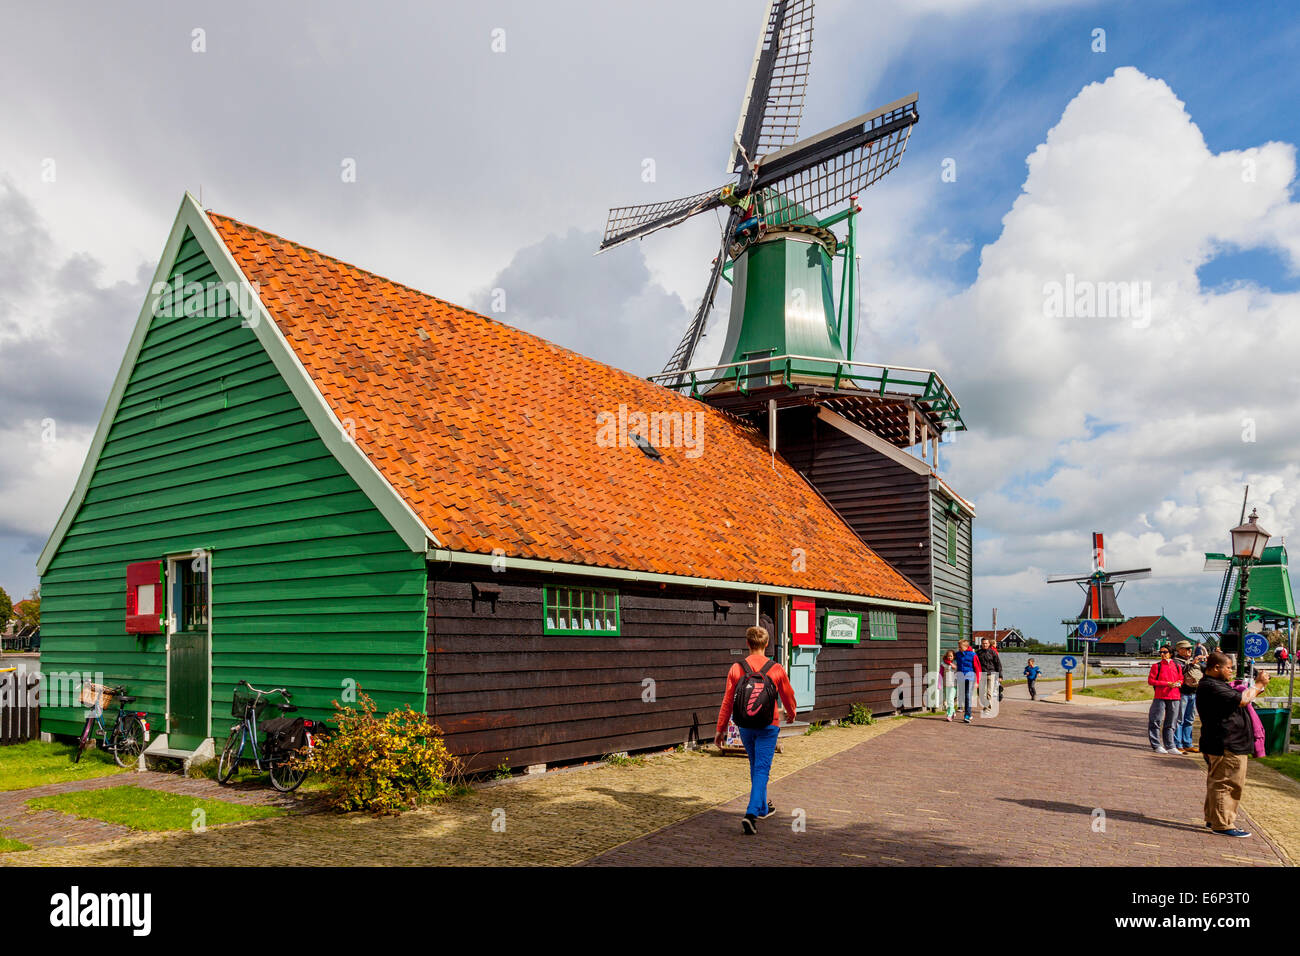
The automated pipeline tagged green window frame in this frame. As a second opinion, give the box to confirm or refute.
[868,609,898,641]
[543,586,620,636]
[946,516,958,566]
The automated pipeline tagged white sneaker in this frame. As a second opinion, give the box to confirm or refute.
[1155,746,1169,754]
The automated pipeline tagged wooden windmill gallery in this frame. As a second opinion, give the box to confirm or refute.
[37,0,977,772]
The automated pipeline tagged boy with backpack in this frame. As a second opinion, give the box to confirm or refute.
[715,625,799,834]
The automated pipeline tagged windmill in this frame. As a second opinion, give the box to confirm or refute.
[598,0,919,382]
[1047,532,1152,639]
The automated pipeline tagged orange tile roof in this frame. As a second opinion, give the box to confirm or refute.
[208,212,928,605]
[1095,616,1162,644]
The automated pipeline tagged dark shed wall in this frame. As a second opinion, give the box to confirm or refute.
[777,408,932,595]
[428,564,931,771]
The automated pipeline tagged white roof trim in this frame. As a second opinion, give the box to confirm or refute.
[38,193,435,574]
[816,407,930,476]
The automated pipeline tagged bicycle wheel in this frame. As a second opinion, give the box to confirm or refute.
[73,719,93,764]
[269,756,307,793]
[111,716,146,768]
[217,727,244,784]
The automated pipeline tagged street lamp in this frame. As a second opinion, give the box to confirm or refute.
[1229,508,1271,678]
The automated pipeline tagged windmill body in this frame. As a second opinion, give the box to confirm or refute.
[599,0,979,667]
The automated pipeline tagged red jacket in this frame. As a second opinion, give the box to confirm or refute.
[716,653,799,735]
[1148,659,1183,700]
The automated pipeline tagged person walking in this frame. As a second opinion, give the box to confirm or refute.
[1023,658,1042,701]
[1276,645,1289,676]
[714,625,798,835]
[1197,652,1270,836]
[953,638,981,723]
[1147,645,1183,753]
[941,649,958,720]
[1173,640,1204,753]
[977,637,1002,715]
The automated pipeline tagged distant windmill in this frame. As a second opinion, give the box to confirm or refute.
[1047,532,1152,626]
[598,0,920,377]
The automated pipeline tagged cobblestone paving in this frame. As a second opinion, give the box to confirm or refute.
[0,770,302,851]
[587,701,1288,866]
[0,721,899,866]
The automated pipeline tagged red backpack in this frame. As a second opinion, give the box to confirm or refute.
[732,659,779,728]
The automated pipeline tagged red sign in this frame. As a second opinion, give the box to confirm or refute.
[790,598,816,646]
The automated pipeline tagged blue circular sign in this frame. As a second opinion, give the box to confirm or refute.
[1077,620,1098,638]
[1244,633,1269,659]
[1061,656,1078,671]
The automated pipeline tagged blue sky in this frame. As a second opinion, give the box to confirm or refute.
[1,0,1298,642]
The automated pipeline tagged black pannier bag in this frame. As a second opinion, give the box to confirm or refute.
[259,716,308,756]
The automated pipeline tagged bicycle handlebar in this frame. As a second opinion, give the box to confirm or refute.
[238,681,292,700]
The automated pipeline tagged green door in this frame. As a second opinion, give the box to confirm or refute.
[168,556,210,751]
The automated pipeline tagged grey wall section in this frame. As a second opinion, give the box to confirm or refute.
[777,408,932,594]
[427,563,931,771]
[931,489,973,652]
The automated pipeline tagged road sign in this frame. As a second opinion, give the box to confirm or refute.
[1061,656,1078,672]
[1244,633,1269,659]
[1077,619,1098,640]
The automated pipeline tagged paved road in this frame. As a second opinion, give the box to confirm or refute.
[586,699,1286,866]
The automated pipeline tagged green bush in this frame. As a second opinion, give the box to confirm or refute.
[845,703,874,726]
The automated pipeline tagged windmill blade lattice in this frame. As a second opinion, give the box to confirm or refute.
[731,0,816,171]
[600,186,725,251]
[661,210,742,377]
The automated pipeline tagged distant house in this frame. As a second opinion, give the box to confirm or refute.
[1091,615,1188,656]
[973,627,1027,648]
[1,600,39,651]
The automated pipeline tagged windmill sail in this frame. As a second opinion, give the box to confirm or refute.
[661,212,741,377]
[730,0,816,172]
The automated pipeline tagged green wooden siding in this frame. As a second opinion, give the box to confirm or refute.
[932,490,973,652]
[39,229,427,738]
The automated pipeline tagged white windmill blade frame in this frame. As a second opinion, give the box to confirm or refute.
[729,0,815,174]
[1105,568,1153,581]
[1045,573,1093,583]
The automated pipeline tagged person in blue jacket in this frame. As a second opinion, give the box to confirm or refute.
[953,637,982,723]
[1023,659,1042,700]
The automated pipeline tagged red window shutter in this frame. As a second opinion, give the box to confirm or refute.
[790,598,816,646]
[125,560,163,634]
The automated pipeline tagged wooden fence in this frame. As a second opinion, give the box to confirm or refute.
[0,669,40,744]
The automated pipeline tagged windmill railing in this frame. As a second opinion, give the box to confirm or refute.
[649,354,965,430]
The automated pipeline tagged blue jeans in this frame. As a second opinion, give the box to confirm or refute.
[1148,698,1178,750]
[737,724,780,818]
[960,673,976,719]
[1176,692,1196,749]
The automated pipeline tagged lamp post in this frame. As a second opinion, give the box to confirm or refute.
[1229,508,1271,679]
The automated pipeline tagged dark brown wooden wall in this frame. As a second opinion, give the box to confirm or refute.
[777,407,933,595]
[428,563,930,771]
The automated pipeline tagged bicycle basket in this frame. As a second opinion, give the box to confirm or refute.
[231,688,268,718]
[79,682,113,708]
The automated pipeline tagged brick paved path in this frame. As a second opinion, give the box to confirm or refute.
[587,700,1287,866]
[0,771,301,850]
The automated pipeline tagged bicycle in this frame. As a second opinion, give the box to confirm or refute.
[74,683,150,767]
[217,680,319,792]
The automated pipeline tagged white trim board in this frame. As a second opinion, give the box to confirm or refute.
[37,193,435,574]
[816,407,930,476]
[427,546,934,612]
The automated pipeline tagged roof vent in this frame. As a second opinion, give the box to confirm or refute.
[629,432,662,461]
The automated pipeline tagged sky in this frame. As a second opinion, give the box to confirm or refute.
[1,0,1299,640]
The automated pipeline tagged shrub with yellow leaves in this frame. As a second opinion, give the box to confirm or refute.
[303,691,461,814]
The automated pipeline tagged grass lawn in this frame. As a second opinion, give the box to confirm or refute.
[26,784,285,831]
[0,740,129,792]
[0,831,31,853]
[1077,681,1154,702]
[1262,676,1297,698]
[1259,753,1300,784]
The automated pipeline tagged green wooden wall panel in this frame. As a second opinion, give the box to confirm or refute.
[39,229,427,743]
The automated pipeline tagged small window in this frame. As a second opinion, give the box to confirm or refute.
[946,517,958,566]
[544,586,620,636]
[177,561,209,631]
[868,609,898,641]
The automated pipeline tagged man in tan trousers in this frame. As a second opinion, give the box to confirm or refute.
[1195,651,1269,837]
